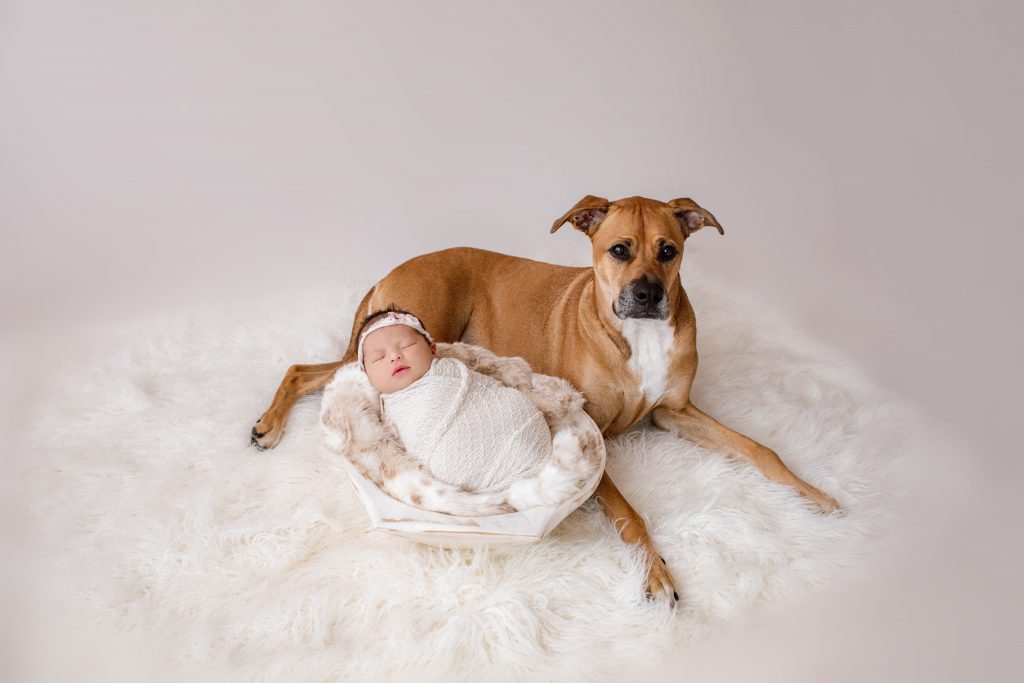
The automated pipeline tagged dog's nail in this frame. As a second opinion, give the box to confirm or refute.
[644,591,653,602]
[661,557,666,565]
[250,436,266,451]
[673,591,679,601]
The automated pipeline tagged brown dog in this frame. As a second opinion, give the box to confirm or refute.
[252,195,841,605]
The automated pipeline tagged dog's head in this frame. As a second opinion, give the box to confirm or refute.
[550,195,723,320]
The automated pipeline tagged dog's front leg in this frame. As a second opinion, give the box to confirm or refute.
[652,402,841,513]
[592,472,678,606]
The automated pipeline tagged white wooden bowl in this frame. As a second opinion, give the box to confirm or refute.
[338,411,605,547]
[321,343,607,548]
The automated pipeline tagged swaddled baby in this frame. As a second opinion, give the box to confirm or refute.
[357,308,551,494]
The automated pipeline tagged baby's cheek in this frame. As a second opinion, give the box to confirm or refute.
[367,370,387,393]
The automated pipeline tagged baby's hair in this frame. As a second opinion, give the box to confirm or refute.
[355,304,433,344]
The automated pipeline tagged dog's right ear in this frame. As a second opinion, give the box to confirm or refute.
[550,195,610,235]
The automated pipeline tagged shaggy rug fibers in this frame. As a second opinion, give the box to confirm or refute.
[21,272,910,682]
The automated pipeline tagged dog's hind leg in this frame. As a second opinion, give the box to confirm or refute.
[251,361,347,449]
[251,286,373,450]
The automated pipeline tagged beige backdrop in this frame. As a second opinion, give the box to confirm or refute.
[2,0,1021,680]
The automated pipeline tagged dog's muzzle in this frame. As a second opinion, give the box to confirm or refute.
[614,278,668,320]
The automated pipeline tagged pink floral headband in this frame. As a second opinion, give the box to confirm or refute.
[357,311,434,370]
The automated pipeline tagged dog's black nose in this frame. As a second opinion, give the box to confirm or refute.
[632,280,664,305]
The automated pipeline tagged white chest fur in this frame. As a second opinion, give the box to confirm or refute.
[619,318,675,404]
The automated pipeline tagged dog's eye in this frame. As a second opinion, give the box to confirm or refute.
[659,244,678,261]
[609,244,629,260]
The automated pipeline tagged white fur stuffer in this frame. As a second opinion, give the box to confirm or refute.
[320,342,604,517]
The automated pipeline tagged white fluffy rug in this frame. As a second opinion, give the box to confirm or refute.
[21,273,909,682]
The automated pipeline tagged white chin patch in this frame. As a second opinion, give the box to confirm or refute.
[620,318,674,404]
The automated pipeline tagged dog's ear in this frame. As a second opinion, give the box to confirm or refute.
[550,195,611,235]
[667,198,724,238]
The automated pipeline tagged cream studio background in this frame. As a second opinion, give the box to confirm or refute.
[2,1,1021,681]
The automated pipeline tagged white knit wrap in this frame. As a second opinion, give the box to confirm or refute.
[381,356,552,493]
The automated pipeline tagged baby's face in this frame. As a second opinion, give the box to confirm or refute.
[361,324,436,394]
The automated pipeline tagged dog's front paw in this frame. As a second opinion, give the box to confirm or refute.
[250,412,284,450]
[644,553,679,607]
[804,486,843,516]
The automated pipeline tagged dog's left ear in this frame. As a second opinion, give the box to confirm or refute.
[550,195,610,235]
[667,198,724,238]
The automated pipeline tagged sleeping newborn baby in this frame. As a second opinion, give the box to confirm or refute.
[357,309,552,494]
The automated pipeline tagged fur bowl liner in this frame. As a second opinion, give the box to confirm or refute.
[319,342,608,547]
